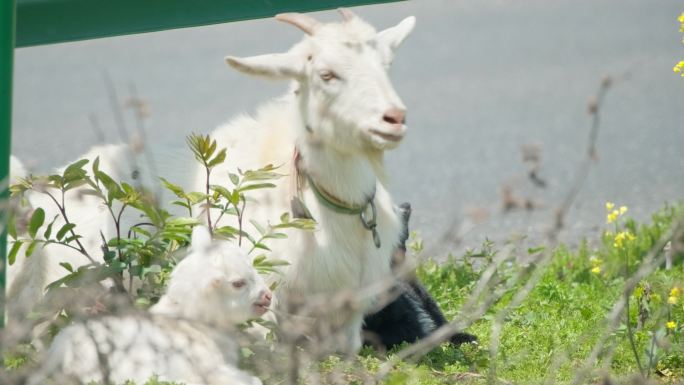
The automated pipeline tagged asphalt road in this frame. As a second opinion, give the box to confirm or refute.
[12,0,684,257]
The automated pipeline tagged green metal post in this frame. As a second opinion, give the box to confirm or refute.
[1,0,16,328]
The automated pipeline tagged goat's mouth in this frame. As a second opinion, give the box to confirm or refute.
[252,301,270,316]
[369,128,404,143]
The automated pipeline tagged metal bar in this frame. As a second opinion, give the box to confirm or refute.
[17,0,403,48]
[0,0,17,328]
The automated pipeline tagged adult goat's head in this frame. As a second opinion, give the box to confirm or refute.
[226,9,416,153]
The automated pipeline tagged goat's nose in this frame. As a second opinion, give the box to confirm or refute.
[382,107,406,126]
[263,290,273,302]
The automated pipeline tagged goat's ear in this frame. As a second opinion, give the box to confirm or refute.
[378,16,416,54]
[191,225,212,251]
[226,52,303,80]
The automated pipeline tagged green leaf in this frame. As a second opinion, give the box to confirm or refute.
[56,223,76,241]
[528,246,546,255]
[264,232,288,240]
[280,212,290,223]
[9,177,31,196]
[103,250,117,263]
[229,173,240,186]
[252,254,267,265]
[130,226,152,238]
[237,183,276,193]
[25,240,38,257]
[263,258,290,267]
[160,177,187,199]
[252,242,271,251]
[43,215,59,239]
[172,200,191,209]
[28,208,45,238]
[64,178,89,192]
[121,182,136,195]
[207,148,227,168]
[7,213,17,240]
[211,185,233,200]
[8,241,23,265]
[207,140,217,160]
[166,217,201,226]
[139,265,162,278]
[274,218,316,231]
[96,170,124,201]
[241,231,256,245]
[250,219,266,236]
[63,235,82,244]
[59,262,74,273]
[92,156,100,176]
[215,226,239,239]
[222,206,239,216]
[186,192,208,204]
[230,190,240,206]
[62,159,89,183]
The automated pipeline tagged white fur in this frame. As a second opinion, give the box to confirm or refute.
[28,226,269,385]
[6,144,141,324]
[6,10,417,354]
[204,11,416,353]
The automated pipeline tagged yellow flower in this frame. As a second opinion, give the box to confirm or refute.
[679,12,684,24]
[605,202,615,211]
[613,231,634,249]
[619,206,628,215]
[672,287,681,298]
[614,232,626,248]
[666,321,676,330]
[669,296,678,305]
[676,62,684,76]
[607,210,619,224]
[591,266,601,274]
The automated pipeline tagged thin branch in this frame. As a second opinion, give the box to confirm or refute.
[43,190,95,263]
[551,76,612,237]
[204,163,213,235]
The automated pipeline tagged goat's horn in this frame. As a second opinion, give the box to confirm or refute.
[275,13,319,35]
[338,8,357,22]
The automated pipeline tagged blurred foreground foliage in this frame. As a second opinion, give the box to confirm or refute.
[3,130,683,383]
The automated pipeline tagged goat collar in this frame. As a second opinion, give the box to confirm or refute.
[292,147,381,248]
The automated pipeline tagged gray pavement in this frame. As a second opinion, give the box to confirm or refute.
[12,0,684,257]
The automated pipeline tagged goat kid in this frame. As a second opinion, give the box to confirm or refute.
[28,226,270,385]
[200,9,416,353]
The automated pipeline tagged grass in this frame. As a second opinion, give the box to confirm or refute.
[4,204,684,384]
[309,203,684,384]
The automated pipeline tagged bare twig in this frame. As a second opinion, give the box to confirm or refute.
[551,76,612,237]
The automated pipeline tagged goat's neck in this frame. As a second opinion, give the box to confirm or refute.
[298,141,381,207]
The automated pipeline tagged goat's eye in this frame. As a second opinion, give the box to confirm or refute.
[319,70,338,82]
[231,279,247,289]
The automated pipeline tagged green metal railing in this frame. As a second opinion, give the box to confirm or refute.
[0,0,402,327]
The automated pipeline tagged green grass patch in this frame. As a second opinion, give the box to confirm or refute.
[5,205,684,384]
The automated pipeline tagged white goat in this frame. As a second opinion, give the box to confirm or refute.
[28,226,270,385]
[201,9,416,353]
[6,144,140,324]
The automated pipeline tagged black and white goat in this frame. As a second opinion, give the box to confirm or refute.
[363,203,477,350]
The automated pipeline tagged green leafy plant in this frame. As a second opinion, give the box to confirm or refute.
[6,133,313,336]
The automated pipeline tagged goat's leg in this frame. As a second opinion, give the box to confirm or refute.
[203,365,263,385]
[342,314,364,355]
